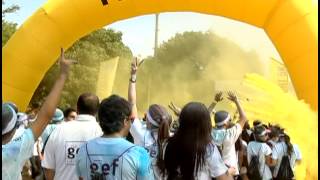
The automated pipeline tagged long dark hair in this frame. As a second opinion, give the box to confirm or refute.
[148,104,172,172]
[284,134,293,156]
[161,102,212,180]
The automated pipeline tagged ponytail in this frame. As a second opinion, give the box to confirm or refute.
[156,118,170,172]
[147,104,172,175]
[284,134,293,156]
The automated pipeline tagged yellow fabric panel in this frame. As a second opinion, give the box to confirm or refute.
[188,0,246,23]
[264,0,314,38]
[265,11,318,110]
[3,56,45,93]
[284,52,318,110]
[269,14,317,61]
[96,57,119,100]
[2,84,33,110]
[242,0,278,27]
[2,0,317,112]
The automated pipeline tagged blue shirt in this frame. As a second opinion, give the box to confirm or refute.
[76,137,154,180]
[2,129,35,180]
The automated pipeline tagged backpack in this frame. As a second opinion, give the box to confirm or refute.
[275,144,294,180]
[247,144,262,180]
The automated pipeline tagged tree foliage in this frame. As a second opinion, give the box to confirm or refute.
[113,31,265,112]
[2,0,19,46]
[29,28,132,109]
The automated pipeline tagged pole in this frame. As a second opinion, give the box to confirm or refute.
[154,13,159,57]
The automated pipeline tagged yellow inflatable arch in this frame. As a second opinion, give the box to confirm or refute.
[3,0,318,111]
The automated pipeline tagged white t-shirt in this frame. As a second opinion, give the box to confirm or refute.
[41,114,103,180]
[2,129,35,180]
[76,137,154,180]
[130,119,161,179]
[247,141,272,180]
[267,139,278,149]
[212,123,243,175]
[271,142,302,177]
[162,142,228,179]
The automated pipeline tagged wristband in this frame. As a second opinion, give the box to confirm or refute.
[130,78,136,83]
[130,74,137,83]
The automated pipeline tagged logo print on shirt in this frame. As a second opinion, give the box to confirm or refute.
[86,155,122,179]
[65,141,84,165]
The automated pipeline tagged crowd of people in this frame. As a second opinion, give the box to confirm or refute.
[2,50,302,180]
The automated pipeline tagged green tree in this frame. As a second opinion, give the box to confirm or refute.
[2,0,19,46]
[113,31,265,112]
[2,21,17,46]
[29,28,132,109]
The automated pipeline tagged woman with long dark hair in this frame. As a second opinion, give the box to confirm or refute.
[270,133,302,179]
[128,57,172,179]
[160,102,234,180]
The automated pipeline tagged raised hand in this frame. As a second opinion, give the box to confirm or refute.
[214,91,223,102]
[168,102,181,116]
[59,48,77,75]
[227,91,238,103]
[131,57,138,75]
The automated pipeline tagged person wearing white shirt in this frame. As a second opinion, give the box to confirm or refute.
[128,57,172,179]
[2,48,74,180]
[42,93,103,180]
[161,102,235,180]
[212,91,248,176]
[270,133,302,179]
[247,126,273,180]
[266,125,282,150]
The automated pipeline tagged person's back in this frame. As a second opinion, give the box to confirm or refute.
[2,126,35,180]
[77,137,152,179]
[42,93,103,180]
[2,49,74,180]
[247,141,272,180]
[42,118,103,179]
[212,124,241,173]
[76,94,153,180]
[272,140,301,178]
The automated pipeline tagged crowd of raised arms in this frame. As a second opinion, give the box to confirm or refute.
[2,49,302,180]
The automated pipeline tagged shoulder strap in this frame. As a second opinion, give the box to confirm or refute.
[85,142,136,166]
[41,131,53,154]
[281,142,290,158]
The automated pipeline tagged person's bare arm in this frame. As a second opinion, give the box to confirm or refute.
[128,57,140,119]
[266,155,275,167]
[30,48,75,140]
[227,91,247,129]
[208,91,223,114]
[44,168,55,180]
[168,102,181,117]
[215,169,235,180]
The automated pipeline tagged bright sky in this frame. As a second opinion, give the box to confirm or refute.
[4,0,282,62]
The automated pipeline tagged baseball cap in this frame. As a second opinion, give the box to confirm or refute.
[52,108,64,122]
[2,103,18,135]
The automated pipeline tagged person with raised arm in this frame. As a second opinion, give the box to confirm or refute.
[2,48,75,180]
[128,57,172,179]
[212,91,248,178]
